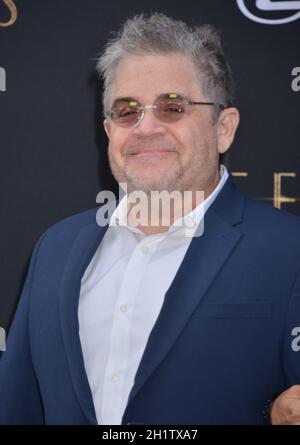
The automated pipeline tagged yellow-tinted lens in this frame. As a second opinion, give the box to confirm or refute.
[155,94,185,123]
[110,99,141,126]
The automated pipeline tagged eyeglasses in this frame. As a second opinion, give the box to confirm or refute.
[107,92,226,128]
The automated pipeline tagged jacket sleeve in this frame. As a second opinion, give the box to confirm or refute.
[0,234,46,424]
[282,268,300,385]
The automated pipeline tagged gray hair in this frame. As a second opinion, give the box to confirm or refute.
[96,12,236,122]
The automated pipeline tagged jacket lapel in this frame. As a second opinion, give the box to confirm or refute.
[59,218,108,425]
[124,174,246,414]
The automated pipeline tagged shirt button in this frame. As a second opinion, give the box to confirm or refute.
[110,372,119,382]
[120,304,128,313]
[141,245,150,254]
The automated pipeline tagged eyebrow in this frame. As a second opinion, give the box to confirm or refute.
[111,96,140,105]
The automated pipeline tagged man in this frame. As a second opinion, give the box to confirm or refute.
[0,12,300,425]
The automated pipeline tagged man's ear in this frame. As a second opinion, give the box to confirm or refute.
[216,107,240,154]
[103,118,111,139]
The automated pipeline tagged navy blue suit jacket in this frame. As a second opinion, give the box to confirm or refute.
[1,173,300,424]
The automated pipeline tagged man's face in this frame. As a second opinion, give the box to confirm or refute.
[103,53,239,195]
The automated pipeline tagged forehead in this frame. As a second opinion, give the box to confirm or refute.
[110,53,203,101]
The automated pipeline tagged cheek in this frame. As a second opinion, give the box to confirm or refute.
[108,133,126,163]
[175,127,199,157]
[190,121,217,150]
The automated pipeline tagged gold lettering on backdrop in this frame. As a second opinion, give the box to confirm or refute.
[0,0,17,28]
[273,172,297,209]
[232,171,299,210]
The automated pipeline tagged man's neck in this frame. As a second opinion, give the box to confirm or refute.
[127,173,221,236]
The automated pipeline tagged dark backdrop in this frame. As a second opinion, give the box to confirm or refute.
[0,0,299,334]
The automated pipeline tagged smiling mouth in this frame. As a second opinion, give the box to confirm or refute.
[133,149,175,156]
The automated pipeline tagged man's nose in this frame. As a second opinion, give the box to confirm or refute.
[132,106,166,136]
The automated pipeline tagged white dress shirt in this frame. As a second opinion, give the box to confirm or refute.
[78,165,229,425]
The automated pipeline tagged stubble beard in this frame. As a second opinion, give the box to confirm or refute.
[108,151,185,196]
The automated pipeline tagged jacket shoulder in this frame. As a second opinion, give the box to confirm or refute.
[46,206,98,232]
[244,196,300,228]
[36,207,99,251]
[242,195,300,250]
